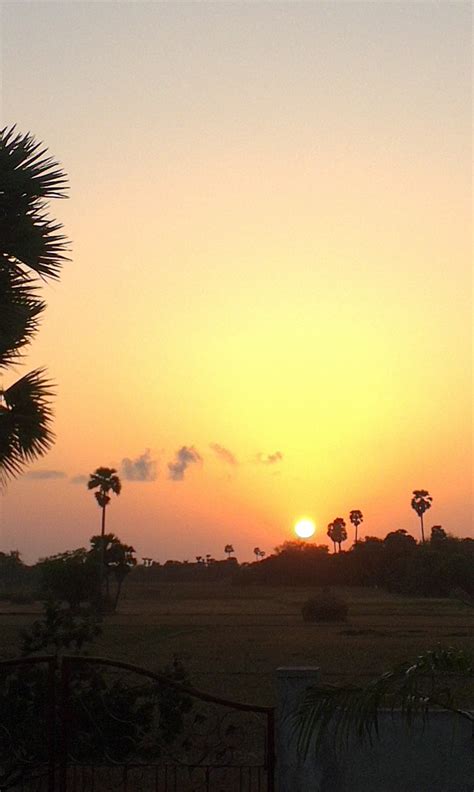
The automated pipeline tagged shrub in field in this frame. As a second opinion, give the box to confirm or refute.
[302,590,348,623]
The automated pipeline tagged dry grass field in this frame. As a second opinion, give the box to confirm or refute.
[0,582,472,706]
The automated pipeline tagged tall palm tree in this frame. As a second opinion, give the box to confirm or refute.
[0,126,68,486]
[411,489,432,543]
[87,467,121,596]
[327,522,337,554]
[328,518,347,553]
[349,510,363,544]
[224,544,234,559]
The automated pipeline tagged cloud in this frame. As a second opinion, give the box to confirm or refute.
[121,449,157,482]
[70,474,88,485]
[25,470,66,480]
[168,446,202,481]
[209,443,237,466]
[256,451,283,465]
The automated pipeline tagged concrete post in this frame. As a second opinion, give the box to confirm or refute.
[276,666,321,792]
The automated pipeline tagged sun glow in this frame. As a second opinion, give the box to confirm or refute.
[294,518,316,539]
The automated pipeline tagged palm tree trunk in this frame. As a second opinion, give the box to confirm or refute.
[100,504,106,599]
[420,514,425,543]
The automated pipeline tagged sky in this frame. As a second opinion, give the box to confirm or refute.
[0,1,472,563]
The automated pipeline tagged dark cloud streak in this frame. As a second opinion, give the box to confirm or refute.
[121,450,157,482]
[25,470,66,480]
[70,474,88,485]
[209,443,237,466]
[168,446,202,481]
[256,451,283,465]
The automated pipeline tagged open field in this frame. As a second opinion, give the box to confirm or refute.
[0,583,472,706]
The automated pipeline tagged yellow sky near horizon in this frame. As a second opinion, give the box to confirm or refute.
[0,1,472,562]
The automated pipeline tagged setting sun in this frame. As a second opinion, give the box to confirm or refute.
[294,518,316,539]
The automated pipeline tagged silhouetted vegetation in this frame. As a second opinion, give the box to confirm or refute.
[0,528,472,602]
[302,590,348,623]
[39,535,135,611]
[0,127,69,485]
[411,489,432,543]
[224,543,235,559]
[89,533,136,609]
[327,518,347,553]
[253,547,266,561]
[98,528,474,600]
[235,531,474,597]
[0,590,190,790]
[0,551,26,596]
[349,510,363,544]
[20,599,102,655]
[87,467,122,601]
[38,548,101,611]
[296,647,473,757]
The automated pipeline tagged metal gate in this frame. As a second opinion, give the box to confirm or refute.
[0,655,275,791]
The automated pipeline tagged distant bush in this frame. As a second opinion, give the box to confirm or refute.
[302,591,348,623]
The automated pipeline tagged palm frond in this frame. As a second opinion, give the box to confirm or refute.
[87,468,122,496]
[0,209,69,281]
[95,491,111,508]
[295,648,474,759]
[0,126,68,201]
[0,262,45,367]
[0,369,55,485]
[0,127,69,280]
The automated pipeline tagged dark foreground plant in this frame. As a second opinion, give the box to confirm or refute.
[0,126,69,485]
[20,600,102,655]
[295,647,474,758]
[0,601,191,789]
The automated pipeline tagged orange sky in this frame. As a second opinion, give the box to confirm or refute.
[1,2,472,562]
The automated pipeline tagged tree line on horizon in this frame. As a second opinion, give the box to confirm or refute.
[2,521,472,605]
[1,465,468,603]
[1,452,467,605]
[131,527,473,599]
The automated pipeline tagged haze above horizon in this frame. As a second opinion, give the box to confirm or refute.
[0,2,471,563]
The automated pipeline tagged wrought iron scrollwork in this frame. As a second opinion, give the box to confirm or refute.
[0,657,55,791]
[0,655,274,791]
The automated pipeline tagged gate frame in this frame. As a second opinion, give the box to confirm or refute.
[0,655,57,792]
[0,655,275,792]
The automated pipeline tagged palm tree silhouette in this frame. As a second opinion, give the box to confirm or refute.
[327,518,347,553]
[327,522,337,553]
[0,127,69,486]
[411,489,432,543]
[88,467,121,597]
[224,544,234,559]
[253,547,266,561]
[349,510,363,544]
